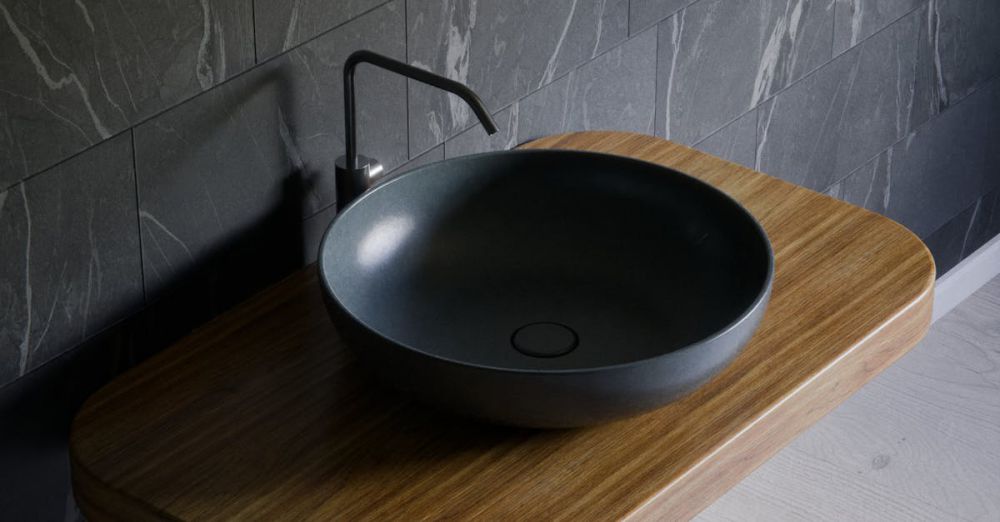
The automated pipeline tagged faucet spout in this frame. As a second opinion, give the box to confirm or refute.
[337,50,498,209]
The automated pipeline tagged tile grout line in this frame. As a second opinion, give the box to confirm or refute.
[744,0,959,187]
[692,110,746,150]
[633,0,698,39]
[831,0,837,59]
[656,0,928,154]
[409,21,660,159]
[652,14,659,137]
[250,0,258,64]
[1,0,398,194]
[0,308,139,394]
[626,0,630,36]
[753,98,759,169]
[758,1,929,109]
[0,0,926,195]
[0,0,971,228]
[0,132,154,394]
[0,127,130,194]
[129,129,147,306]
[821,70,1000,194]
[404,0,411,160]
[307,143,441,219]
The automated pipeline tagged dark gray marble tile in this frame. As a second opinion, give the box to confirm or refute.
[386,140,445,175]
[254,0,389,60]
[656,0,834,146]
[516,29,656,143]
[407,0,628,156]
[134,1,405,300]
[302,144,443,263]
[692,109,757,169]
[628,0,694,36]
[916,0,1000,115]
[301,204,339,266]
[824,151,890,211]
[833,0,923,55]
[0,0,253,189]
[826,77,1000,238]
[923,205,975,277]
[444,105,519,159]
[133,62,295,301]
[0,132,142,387]
[756,9,924,191]
[963,187,1000,258]
[445,52,665,156]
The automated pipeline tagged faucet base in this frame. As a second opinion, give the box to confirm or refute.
[335,154,384,210]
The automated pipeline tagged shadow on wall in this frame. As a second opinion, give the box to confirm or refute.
[0,67,328,521]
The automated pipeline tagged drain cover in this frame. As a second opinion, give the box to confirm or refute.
[511,322,578,358]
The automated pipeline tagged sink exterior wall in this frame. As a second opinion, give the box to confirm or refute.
[0,0,998,518]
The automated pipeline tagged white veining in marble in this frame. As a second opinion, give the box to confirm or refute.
[541,0,579,87]
[30,261,66,371]
[407,0,626,154]
[0,2,111,139]
[657,0,832,146]
[805,56,860,178]
[119,2,166,93]
[104,11,140,113]
[214,14,226,81]
[928,0,949,109]
[17,183,31,375]
[848,0,863,48]
[196,0,216,89]
[752,0,804,106]
[882,147,893,209]
[91,27,131,124]
[140,210,195,266]
[505,103,519,149]
[282,0,303,51]
[755,101,774,171]
[277,106,305,173]
[518,29,655,141]
[444,0,477,129]
[75,0,95,32]
[82,206,103,338]
[857,160,876,208]
[960,198,982,257]
[592,0,607,56]
[662,12,682,139]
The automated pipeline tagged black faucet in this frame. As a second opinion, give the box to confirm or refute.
[336,50,499,210]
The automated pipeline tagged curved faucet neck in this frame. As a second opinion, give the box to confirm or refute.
[338,50,498,209]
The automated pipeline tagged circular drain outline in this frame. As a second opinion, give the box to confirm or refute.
[511,322,579,358]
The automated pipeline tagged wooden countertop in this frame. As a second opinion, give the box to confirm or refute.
[70,131,935,521]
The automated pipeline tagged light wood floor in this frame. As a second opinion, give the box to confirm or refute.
[698,276,1000,521]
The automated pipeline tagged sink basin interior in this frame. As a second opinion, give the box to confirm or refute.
[322,151,771,371]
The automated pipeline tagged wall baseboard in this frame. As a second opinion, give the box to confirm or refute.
[933,233,1000,322]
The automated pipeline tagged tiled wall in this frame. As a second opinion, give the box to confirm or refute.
[1,0,998,518]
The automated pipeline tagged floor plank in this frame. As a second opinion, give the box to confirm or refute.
[698,276,1000,522]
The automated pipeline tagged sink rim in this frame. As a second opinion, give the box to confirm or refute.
[318,149,774,376]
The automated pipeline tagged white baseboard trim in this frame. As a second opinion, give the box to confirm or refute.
[933,233,1000,322]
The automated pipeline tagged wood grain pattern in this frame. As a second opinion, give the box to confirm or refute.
[69,131,936,521]
[697,275,1000,522]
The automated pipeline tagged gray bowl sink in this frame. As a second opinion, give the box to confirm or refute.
[318,149,773,428]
